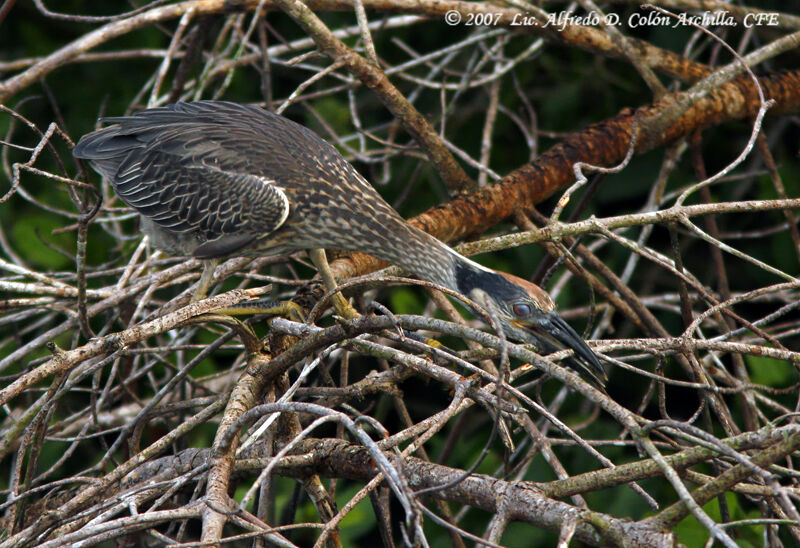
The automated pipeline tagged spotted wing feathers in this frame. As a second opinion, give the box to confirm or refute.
[73,102,292,248]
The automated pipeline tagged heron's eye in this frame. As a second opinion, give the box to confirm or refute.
[512,303,532,317]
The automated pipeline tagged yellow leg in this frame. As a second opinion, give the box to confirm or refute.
[211,298,306,322]
[192,259,219,301]
[309,248,359,319]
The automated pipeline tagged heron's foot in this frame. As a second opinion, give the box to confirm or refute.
[213,298,306,322]
[423,337,444,349]
[309,248,359,320]
[331,293,359,320]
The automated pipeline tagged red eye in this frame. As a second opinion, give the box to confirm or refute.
[513,303,532,317]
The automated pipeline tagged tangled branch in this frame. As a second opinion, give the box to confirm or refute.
[1,1,799,546]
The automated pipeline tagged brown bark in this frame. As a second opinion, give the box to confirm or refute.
[331,70,800,279]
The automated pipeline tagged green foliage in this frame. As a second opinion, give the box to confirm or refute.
[674,492,764,547]
[746,354,796,387]
[10,213,73,270]
[336,486,376,544]
[314,97,353,135]
[388,287,425,315]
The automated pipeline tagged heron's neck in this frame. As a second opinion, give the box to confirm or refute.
[376,222,490,293]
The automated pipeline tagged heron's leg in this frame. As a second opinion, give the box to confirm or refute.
[309,248,359,319]
[191,257,307,319]
[211,298,305,321]
[192,259,219,301]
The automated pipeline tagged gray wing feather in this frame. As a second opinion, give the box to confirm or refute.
[72,101,406,260]
[73,103,291,240]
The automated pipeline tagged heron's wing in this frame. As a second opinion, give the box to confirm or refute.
[73,105,292,253]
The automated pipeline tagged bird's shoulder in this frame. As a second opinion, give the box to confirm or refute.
[128,102,344,184]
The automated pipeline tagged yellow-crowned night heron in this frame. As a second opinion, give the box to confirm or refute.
[73,101,606,387]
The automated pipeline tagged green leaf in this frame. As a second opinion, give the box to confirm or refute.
[10,214,73,270]
[746,354,795,387]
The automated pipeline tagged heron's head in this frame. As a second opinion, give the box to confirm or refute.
[455,263,607,388]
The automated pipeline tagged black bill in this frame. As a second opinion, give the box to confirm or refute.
[526,312,607,389]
